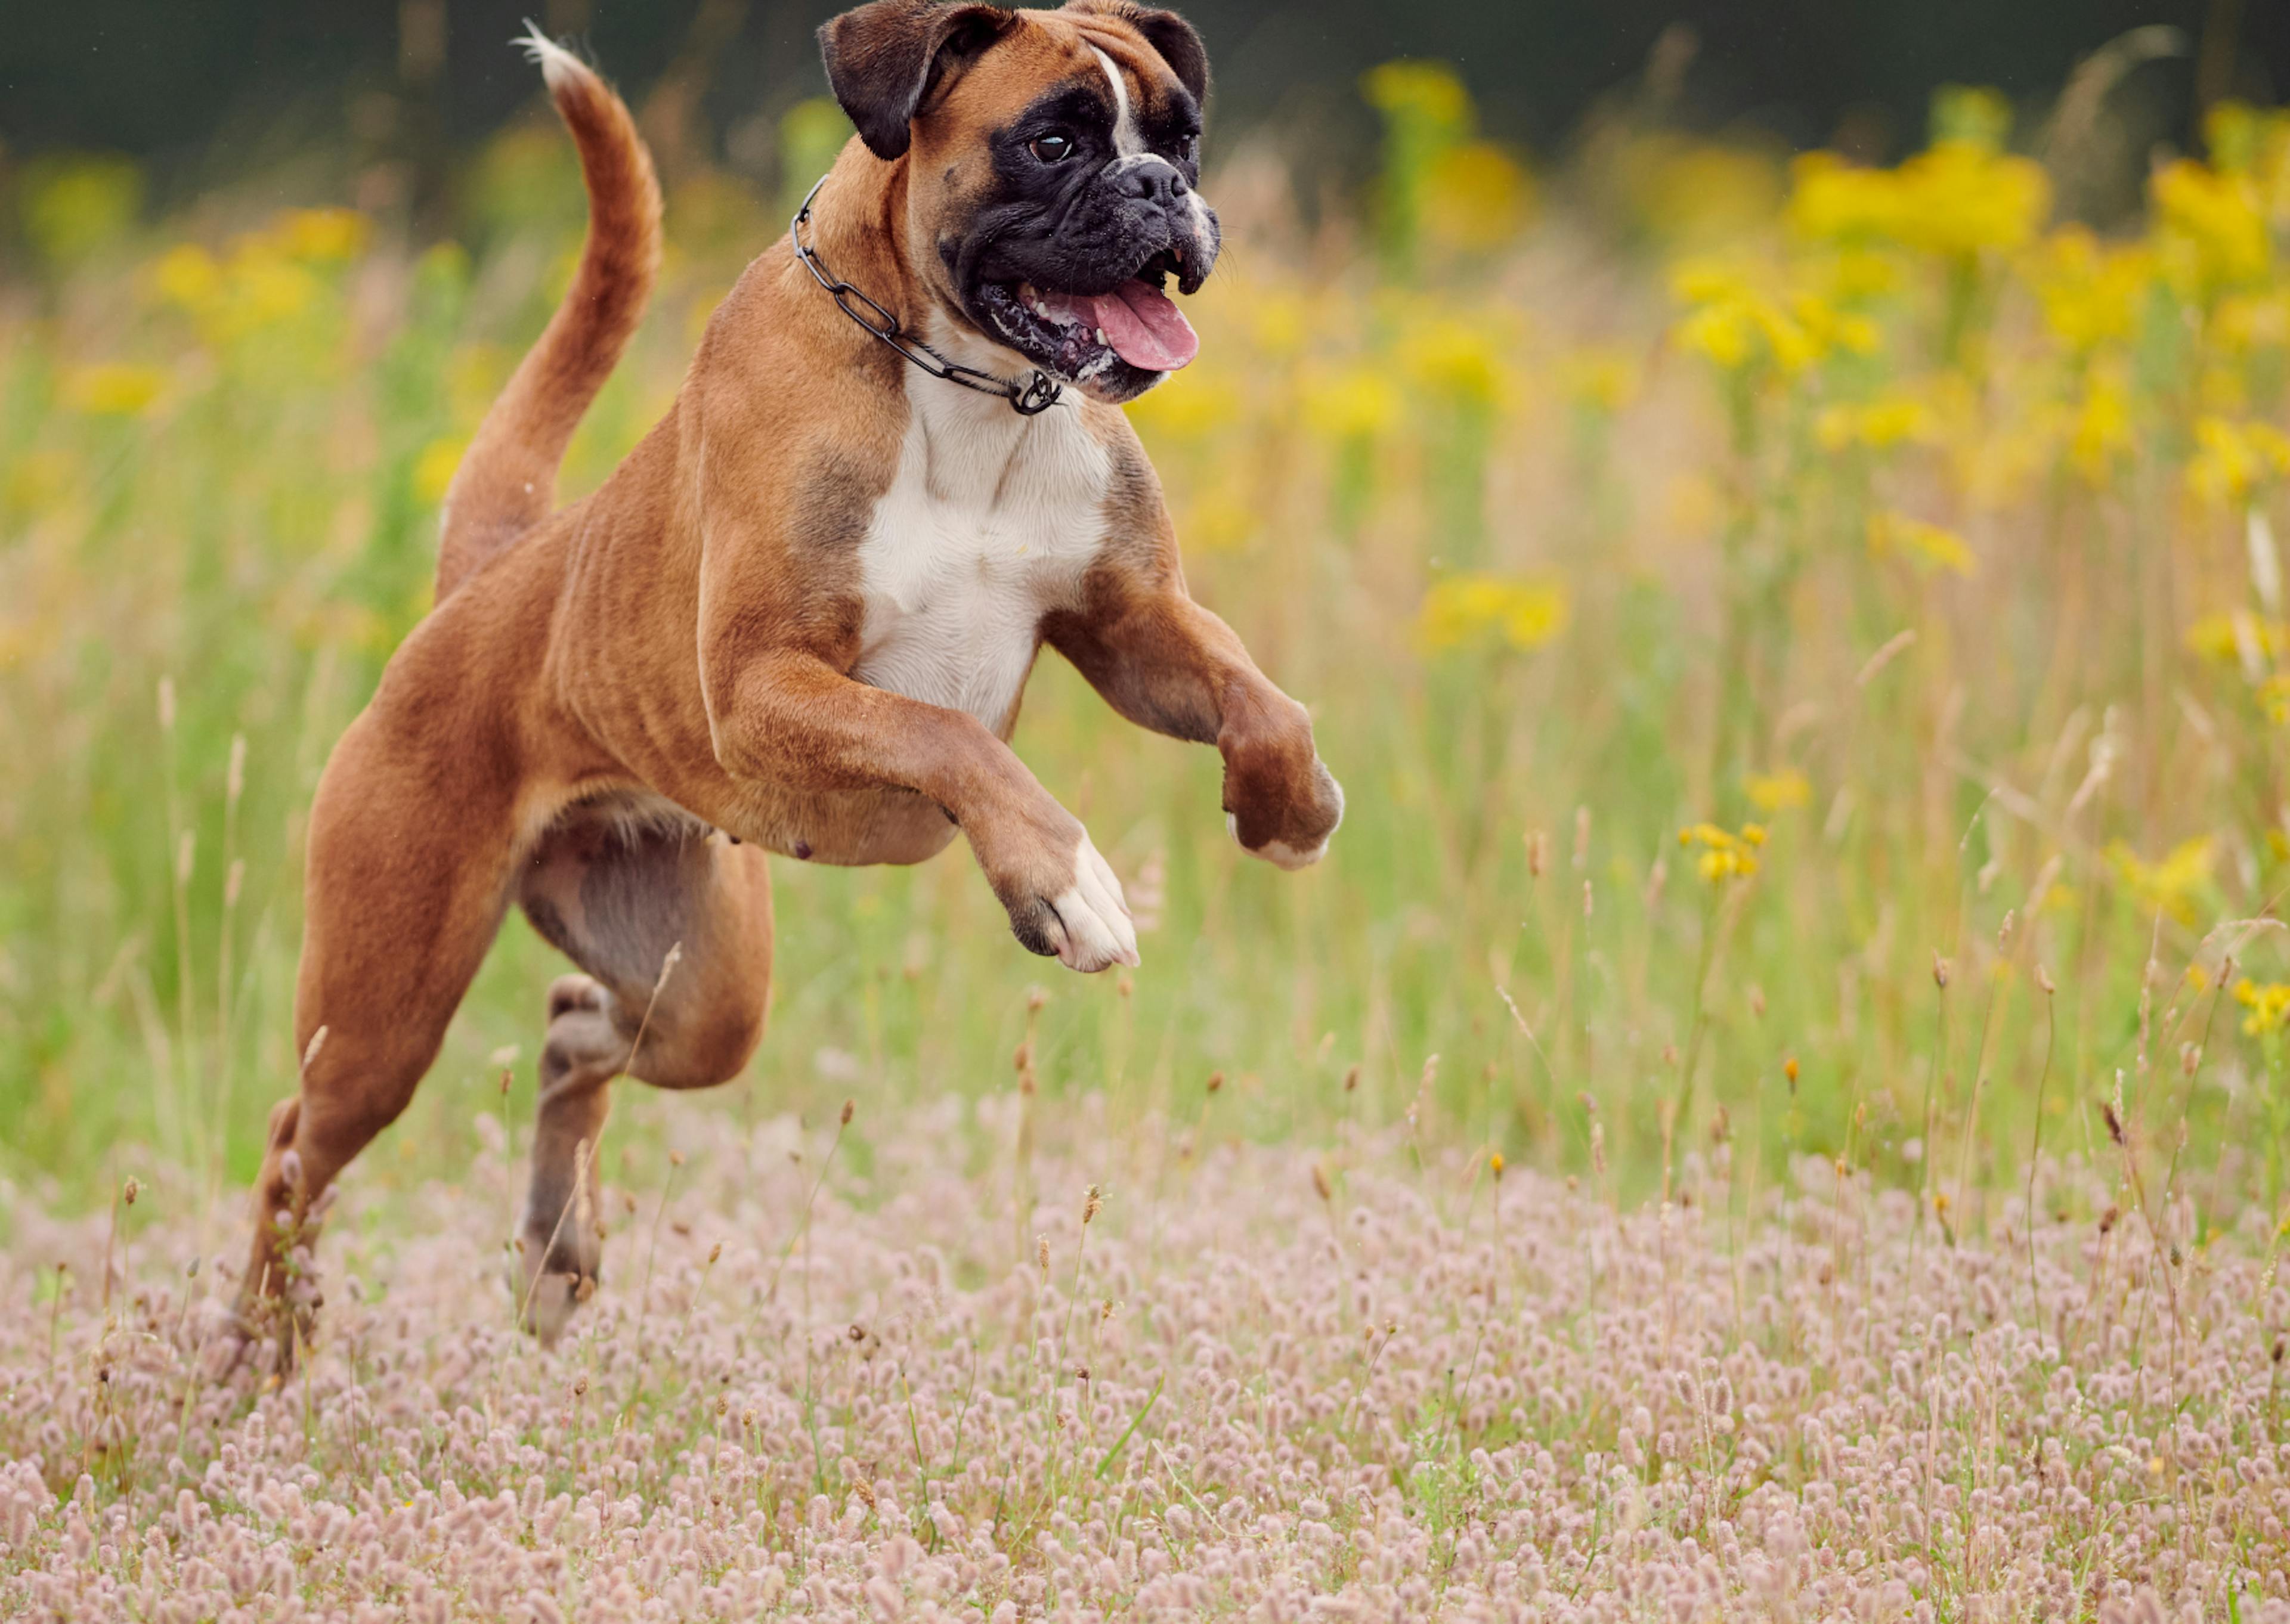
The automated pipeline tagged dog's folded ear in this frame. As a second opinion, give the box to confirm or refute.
[819,0,1018,162]
[1064,1,1210,107]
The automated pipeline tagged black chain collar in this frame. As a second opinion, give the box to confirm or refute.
[792,177,1063,417]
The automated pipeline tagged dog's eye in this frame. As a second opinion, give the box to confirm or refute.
[1029,132,1076,164]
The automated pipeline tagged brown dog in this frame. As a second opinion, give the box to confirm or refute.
[236,0,1342,1352]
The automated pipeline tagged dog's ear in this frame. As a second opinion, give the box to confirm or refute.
[1128,7,1210,108]
[819,0,1018,162]
[1066,1,1210,107]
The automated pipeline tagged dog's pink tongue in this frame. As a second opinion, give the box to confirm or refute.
[1081,279,1199,371]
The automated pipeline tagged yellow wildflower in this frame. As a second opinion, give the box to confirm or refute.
[1415,574,1570,653]
[1893,141,2050,256]
[234,241,321,321]
[1555,346,1639,414]
[270,207,370,262]
[2026,227,2153,353]
[1246,288,1311,358]
[2069,365,2134,484]
[1787,138,2049,258]
[1932,362,2054,506]
[413,437,468,506]
[1669,259,1757,306]
[1423,142,1537,253]
[1128,367,1244,443]
[1743,770,1812,812]
[2108,838,2215,925]
[1786,153,1902,242]
[2152,159,2271,293]
[147,242,222,309]
[2,448,76,517]
[1819,247,1901,302]
[1816,389,1935,452]
[2185,610,2289,666]
[2200,369,2250,426]
[1617,136,1784,247]
[61,363,167,417]
[2233,978,2290,1036]
[444,343,513,424]
[1398,315,1512,410]
[1163,458,1258,553]
[1955,417,2055,512]
[1302,368,1403,442]
[1929,85,2015,151]
[1361,60,1472,130]
[1789,292,1881,358]
[1678,822,1765,883]
[1675,299,1756,369]
[2206,101,2290,185]
[2216,291,2290,355]
[2187,417,2290,507]
[20,153,144,265]
[147,228,330,345]
[1868,511,1976,577]
[1668,258,1837,377]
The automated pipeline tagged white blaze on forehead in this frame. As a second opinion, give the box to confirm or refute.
[1089,45,1145,156]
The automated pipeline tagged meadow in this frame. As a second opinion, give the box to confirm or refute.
[5,49,2290,1619]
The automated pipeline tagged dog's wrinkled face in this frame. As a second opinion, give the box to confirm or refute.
[944,17,1218,401]
[821,1,1221,404]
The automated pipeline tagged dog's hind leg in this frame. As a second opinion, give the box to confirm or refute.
[235,701,526,1366]
[513,805,773,1338]
[514,972,621,1342]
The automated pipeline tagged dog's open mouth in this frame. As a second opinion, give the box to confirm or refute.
[977,247,1199,383]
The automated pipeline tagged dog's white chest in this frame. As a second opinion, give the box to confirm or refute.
[852,392,1113,733]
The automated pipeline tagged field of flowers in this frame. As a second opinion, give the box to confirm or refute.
[5,48,2290,1616]
[9,1112,2290,1619]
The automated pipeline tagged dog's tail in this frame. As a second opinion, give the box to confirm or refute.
[435,27,662,602]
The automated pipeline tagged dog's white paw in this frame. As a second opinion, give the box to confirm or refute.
[1227,799,1341,871]
[523,1273,583,1347]
[1046,834,1140,972]
[1227,813,1330,870]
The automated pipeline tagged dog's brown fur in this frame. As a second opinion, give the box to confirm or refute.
[237,1,1341,1353]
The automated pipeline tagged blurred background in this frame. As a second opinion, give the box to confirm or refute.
[7,1,2290,1244]
[7,1,2288,231]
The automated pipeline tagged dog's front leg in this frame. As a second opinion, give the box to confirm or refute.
[1046,587,1344,870]
[705,646,1138,972]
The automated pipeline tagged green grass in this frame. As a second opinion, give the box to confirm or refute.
[3,99,2287,1250]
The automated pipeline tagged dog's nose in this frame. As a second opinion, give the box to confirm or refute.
[1111,155,1187,206]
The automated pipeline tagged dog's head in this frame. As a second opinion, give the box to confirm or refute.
[820,0,1219,404]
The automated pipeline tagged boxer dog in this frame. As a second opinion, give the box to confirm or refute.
[234,0,1342,1355]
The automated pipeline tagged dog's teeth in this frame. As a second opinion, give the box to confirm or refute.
[1095,328,1107,345]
